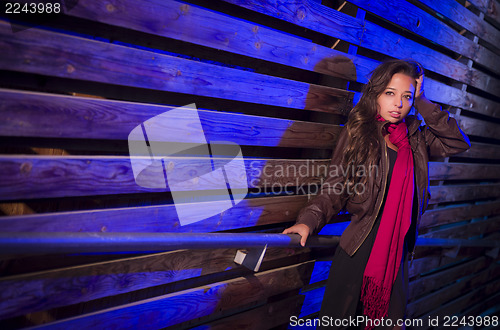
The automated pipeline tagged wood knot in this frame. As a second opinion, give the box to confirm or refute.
[252,26,259,33]
[106,3,115,12]
[297,9,306,20]
[180,4,190,15]
[66,64,75,73]
[254,41,261,49]
[20,162,32,175]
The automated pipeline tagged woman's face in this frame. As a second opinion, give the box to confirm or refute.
[377,73,415,123]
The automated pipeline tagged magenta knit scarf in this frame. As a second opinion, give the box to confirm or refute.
[360,117,414,328]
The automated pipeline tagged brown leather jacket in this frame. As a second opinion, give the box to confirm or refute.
[296,96,470,256]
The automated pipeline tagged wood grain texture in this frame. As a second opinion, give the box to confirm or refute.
[458,115,500,139]
[428,162,500,180]
[0,89,341,148]
[408,264,500,317]
[190,295,304,329]
[458,142,500,159]
[2,156,497,200]
[462,91,500,118]
[409,257,491,301]
[467,0,500,26]
[0,21,351,113]
[420,201,500,231]
[458,291,500,318]
[408,267,500,318]
[417,280,500,329]
[28,261,315,329]
[421,215,500,239]
[417,0,499,47]
[221,0,499,94]
[0,246,310,320]
[0,156,329,200]
[348,0,500,75]
[67,0,374,83]
[59,0,498,112]
[408,250,488,279]
[428,183,500,204]
[0,195,308,232]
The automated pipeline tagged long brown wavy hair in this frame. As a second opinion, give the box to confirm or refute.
[342,59,423,195]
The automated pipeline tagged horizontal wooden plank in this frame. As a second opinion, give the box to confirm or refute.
[29,261,315,329]
[1,157,498,201]
[63,0,500,115]
[428,183,500,204]
[221,0,500,95]
[458,142,500,159]
[0,156,329,200]
[0,194,307,233]
[409,257,490,301]
[408,255,441,279]
[0,89,341,149]
[458,291,500,318]
[458,115,500,139]
[5,2,486,115]
[425,80,500,119]
[408,263,500,317]
[67,0,375,84]
[410,242,500,279]
[467,0,500,26]
[0,245,310,320]
[420,201,500,231]
[421,215,500,239]
[0,20,351,114]
[348,0,500,73]
[462,90,500,119]
[428,162,500,180]
[414,275,500,321]
[417,0,499,47]
[192,295,304,329]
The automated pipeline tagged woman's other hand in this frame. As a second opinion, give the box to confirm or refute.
[282,224,311,247]
[415,74,424,100]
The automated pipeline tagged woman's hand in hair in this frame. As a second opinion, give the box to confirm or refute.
[415,73,425,100]
[282,224,311,247]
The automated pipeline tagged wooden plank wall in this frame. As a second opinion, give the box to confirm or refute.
[0,0,499,328]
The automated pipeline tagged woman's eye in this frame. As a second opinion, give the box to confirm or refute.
[404,95,412,100]
[385,91,394,95]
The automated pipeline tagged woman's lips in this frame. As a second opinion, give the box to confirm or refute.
[389,111,401,118]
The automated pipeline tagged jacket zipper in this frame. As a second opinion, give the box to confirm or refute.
[408,129,419,266]
[351,128,389,256]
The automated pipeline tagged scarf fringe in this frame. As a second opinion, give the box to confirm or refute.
[361,275,390,330]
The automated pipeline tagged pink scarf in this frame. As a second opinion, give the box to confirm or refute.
[360,116,414,327]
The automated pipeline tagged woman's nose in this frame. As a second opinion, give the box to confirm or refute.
[395,98,403,107]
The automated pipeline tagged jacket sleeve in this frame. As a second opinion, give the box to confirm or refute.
[415,96,471,157]
[296,128,350,234]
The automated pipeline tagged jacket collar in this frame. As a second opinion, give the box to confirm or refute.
[376,115,422,136]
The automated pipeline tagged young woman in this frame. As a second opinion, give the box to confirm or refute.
[283,60,470,329]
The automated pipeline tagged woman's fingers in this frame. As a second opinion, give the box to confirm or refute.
[415,74,424,98]
[282,224,310,247]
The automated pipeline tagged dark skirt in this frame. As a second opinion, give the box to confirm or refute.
[318,214,409,330]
